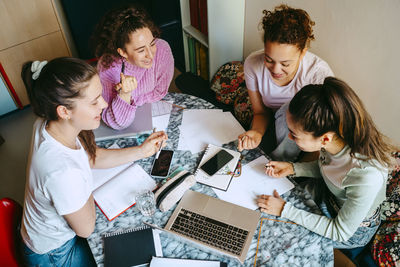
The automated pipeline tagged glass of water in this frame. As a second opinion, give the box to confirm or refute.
[135,190,156,217]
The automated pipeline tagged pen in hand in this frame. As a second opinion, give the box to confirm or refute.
[153,128,163,159]
[117,61,125,93]
[265,162,274,175]
[155,140,163,159]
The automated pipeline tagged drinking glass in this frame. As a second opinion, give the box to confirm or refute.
[135,190,156,217]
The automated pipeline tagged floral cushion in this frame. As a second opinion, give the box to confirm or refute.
[233,90,253,129]
[371,152,400,266]
[210,61,247,105]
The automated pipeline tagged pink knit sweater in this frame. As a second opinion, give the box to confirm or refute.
[98,39,174,129]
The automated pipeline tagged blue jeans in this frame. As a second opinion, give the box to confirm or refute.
[21,236,97,267]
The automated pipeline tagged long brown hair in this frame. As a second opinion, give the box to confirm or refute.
[91,4,160,69]
[261,4,315,51]
[21,57,97,162]
[288,77,397,167]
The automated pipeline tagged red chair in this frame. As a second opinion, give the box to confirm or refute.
[0,198,22,267]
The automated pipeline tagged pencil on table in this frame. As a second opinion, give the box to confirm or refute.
[160,100,185,110]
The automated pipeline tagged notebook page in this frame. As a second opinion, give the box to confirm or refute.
[213,156,294,210]
[91,162,132,191]
[93,164,156,220]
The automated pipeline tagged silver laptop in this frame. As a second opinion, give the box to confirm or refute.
[94,103,153,141]
[145,190,260,264]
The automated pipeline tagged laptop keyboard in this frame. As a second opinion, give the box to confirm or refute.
[170,208,249,255]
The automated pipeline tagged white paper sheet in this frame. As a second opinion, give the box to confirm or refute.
[213,156,295,210]
[152,113,171,131]
[152,101,173,131]
[152,229,163,257]
[152,101,173,117]
[150,257,221,267]
[178,109,245,154]
[177,126,190,151]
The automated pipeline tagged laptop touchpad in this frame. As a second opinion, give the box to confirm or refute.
[203,198,233,220]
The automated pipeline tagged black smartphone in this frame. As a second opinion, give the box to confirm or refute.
[200,149,234,176]
[150,150,174,177]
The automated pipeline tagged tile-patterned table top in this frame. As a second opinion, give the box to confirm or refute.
[88,93,333,267]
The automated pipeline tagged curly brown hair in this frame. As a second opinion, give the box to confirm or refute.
[91,4,160,69]
[261,4,315,51]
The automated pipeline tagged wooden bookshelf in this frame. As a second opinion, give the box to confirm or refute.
[179,0,245,81]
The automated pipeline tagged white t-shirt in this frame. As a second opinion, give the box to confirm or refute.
[21,118,93,254]
[244,50,334,110]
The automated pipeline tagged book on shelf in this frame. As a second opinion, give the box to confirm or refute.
[91,163,157,221]
[104,225,163,267]
[189,0,200,31]
[199,43,209,80]
[187,35,196,74]
[198,0,208,36]
[189,0,208,36]
[186,33,209,80]
[195,41,201,76]
[194,144,241,191]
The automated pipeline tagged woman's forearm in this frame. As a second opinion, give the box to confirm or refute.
[251,110,272,135]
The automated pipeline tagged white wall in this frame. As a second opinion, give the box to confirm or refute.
[244,0,400,143]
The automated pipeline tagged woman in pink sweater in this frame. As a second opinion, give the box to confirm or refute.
[92,5,174,129]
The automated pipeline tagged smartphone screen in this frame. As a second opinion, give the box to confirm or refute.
[150,150,174,177]
[200,150,234,176]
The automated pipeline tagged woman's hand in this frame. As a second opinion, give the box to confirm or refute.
[237,130,263,151]
[265,161,294,177]
[257,190,286,216]
[139,131,168,158]
[115,73,137,103]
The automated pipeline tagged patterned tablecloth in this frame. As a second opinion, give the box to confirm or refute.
[88,93,334,267]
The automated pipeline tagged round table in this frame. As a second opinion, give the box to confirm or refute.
[88,93,334,267]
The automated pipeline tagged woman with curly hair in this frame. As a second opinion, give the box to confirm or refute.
[92,4,174,130]
[238,4,333,161]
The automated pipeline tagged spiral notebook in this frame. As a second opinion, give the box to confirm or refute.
[104,225,163,267]
[194,144,241,191]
